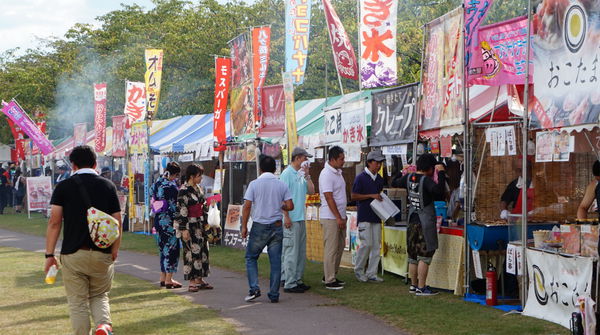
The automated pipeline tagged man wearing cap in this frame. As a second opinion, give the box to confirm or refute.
[351,150,386,283]
[279,147,315,293]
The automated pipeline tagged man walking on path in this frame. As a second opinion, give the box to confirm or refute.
[280,147,315,293]
[351,150,385,283]
[393,153,446,296]
[319,146,347,290]
[44,145,122,335]
[242,155,294,303]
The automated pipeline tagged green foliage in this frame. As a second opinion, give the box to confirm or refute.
[0,0,524,143]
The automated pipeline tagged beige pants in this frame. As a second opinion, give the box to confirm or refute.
[60,249,114,335]
[321,218,347,284]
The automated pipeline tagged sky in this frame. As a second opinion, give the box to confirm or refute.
[0,0,157,55]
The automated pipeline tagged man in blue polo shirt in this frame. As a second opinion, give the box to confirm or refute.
[280,147,315,293]
[242,155,294,303]
[351,150,386,283]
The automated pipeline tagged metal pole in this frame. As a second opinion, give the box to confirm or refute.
[461,6,472,295]
[414,24,427,165]
[357,0,362,92]
[521,0,533,308]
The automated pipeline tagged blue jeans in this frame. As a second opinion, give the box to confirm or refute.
[245,223,283,300]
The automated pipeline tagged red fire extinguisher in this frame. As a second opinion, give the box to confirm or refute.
[486,263,497,306]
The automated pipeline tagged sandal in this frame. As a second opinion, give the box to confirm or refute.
[199,283,214,290]
[188,285,200,292]
[160,281,165,287]
[166,282,182,289]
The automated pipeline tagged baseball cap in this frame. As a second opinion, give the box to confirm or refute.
[291,147,313,159]
[366,150,385,162]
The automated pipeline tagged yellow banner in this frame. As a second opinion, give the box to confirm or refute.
[283,72,297,164]
[144,49,164,120]
[129,122,148,154]
[382,226,408,276]
[128,161,135,220]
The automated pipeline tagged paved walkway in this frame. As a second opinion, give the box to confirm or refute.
[0,228,406,335]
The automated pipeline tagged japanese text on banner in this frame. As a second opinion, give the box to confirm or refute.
[1,100,55,155]
[213,57,232,151]
[285,0,312,85]
[94,83,107,152]
[229,32,255,137]
[73,123,87,147]
[252,26,271,124]
[359,0,398,88]
[112,115,127,157]
[371,83,418,146]
[283,72,298,161]
[124,81,146,128]
[464,0,493,79]
[323,0,358,80]
[144,49,163,120]
[129,122,148,154]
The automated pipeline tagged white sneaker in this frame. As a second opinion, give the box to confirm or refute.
[355,273,368,283]
[409,285,417,294]
[368,276,384,283]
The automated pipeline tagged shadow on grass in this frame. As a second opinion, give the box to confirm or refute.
[117,307,226,334]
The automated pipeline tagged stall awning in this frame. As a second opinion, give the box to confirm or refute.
[163,113,230,154]
[150,115,212,152]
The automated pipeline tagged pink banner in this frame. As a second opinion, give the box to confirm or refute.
[259,84,285,137]
[112,115,126,157]
[252,27,271,125]
[94,83,107,152]
[1,100,54,155]
[464,0,494,80]
[470,16,530,86]
[213,57,231,151]
[323,0,358,80]
[73,123,87,147]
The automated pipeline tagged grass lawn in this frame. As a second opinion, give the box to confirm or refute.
[0,213,568,335]
[0,246,238,335]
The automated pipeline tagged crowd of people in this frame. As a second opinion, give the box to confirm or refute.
[40,144,452,335]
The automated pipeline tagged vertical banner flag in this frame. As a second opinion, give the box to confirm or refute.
[2,100,55,155]
[469,16,529,86]
[144,49,163,120]
[7,118,25,161]
[464,0,493,80]
[229,33,255,137]
[112,115,127,157]
[371,83,418,146]
[73,123,87,147]
[283,72,298,161]
[285,0,312,85]
[359,0,398,88]
[323,0,358,80]
[213,57,232,151]
[129,122,148,154]
[421,8,464,130]
[94,83,107,152]
[252,26,271,125]
[124,81,146,128]
[259,84,286,137]
[531,0,600,128]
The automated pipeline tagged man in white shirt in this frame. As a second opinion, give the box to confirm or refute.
[319,146,347,290]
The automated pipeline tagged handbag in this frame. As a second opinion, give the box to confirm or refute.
[150,197,168,214]
[73,175,120,249]
[207,202,221,228]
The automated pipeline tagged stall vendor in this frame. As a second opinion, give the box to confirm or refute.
[499,160,533,219]
[577,160,600,220]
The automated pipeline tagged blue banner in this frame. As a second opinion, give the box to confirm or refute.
[285,0,312,85]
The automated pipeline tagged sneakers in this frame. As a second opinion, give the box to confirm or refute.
[322,276,346,286]
[270,298,279,303]
[355,273,368,283]
[409,285,417,294]
[284,286,306,293]
[95,324,113,335]
[368,276,384,283]
[297,283,311,291]
[325,282,344,290]
[416,286,439,296]
[245,290,261,302]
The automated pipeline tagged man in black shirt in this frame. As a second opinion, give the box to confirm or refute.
[44,146,121,335]
[500,161,532,219]
[393,154,446,296]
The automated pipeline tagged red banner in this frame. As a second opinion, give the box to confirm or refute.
[213,57,232,151]
[73,123,87,147]
[252,26,271,125]
[259,84,285,138]
[323,0,358,80]
[112,115,127,157]
[94,83,107,152]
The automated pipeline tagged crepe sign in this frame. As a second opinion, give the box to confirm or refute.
[283,72,298,161]
[144,49,163,120]
[371,83,418,146]
[421,7,464,130]
[259,84,285,138]
[285,0,312,85]
[323,0,358,80]
[213,57,231,151]
[124,81,146,128]
[229,33,255,137]
[129,122,148,154]
[252,26,271,124]
[94,83,107,152]
[1,100,55,155]
[73,123,87,147]
[464,0,493,80]
[469,16,530,86]
[523,249,593,329]
[531,0,600,128]
[112,115,127,157]
[359,0,398,88]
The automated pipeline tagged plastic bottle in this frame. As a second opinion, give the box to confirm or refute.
[45,265,58,285]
